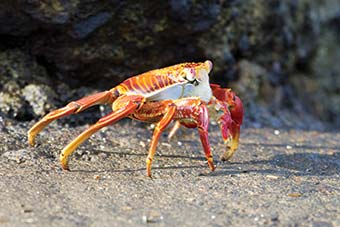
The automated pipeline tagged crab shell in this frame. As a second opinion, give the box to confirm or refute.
[112,60,213,103]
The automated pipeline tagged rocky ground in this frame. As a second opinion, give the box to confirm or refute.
[0,118,339,227]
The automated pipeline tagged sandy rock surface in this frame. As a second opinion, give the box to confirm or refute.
[0,120,339,226]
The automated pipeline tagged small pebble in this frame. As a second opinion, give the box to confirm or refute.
[93,175,100,180]
[271,213,279,221]
[142,215,147,223]
[0,217,9,224]
[161,142,171,147]
[23,209,33,213]
[177,141,182,146]
[288,192,302,197]
[121,206,132,211]
[99,106,105,112]
[23,218,35,223]
[139,141,146,148]
[142,215,151,223]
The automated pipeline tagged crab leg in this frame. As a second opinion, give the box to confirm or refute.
[140,98,216,175]
[172,99,215,171]
[28,91,115,146]
[167,121,181,140]
[146,105,177,177]
[60,95,145,170]
[196,105,215,171]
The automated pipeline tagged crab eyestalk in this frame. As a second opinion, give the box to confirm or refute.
[209,84,244,161]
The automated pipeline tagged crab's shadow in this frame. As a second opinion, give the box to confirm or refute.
[211,142,340,177]
[70,141,340,177]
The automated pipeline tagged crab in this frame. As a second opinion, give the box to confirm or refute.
[28,60,243,177]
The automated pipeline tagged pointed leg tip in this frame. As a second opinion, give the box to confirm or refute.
[146,168,153,178]
[60,161,70,171]
[146,169,152,178]
[27,134,36,147]
[146,158,153,178]
[220,153,233,162]
[220,152,231,161]
[62,166,70,171]
[207,157,215,171]
[221,144,237,161]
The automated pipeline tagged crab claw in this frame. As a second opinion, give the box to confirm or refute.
[210,84,244,161]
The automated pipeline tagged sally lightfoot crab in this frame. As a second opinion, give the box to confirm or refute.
[28,60,243,177]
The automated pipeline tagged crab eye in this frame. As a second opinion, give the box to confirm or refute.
[205,60,213,71]
[183,68,196,82]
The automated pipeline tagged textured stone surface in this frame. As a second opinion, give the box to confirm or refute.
[0,1,339,128]
[0,49,56,120]
[0,0,340,125]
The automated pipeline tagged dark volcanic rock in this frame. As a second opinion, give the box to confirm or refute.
[0,0,339,128]
[0,49,56,120]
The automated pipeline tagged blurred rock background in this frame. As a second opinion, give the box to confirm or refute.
[0,0,339,130]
